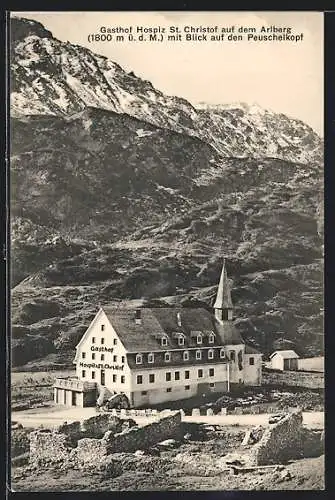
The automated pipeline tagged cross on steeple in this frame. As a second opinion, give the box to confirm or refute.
[214,257,233,322]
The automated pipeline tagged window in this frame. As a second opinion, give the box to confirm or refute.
[136,354,143,365]
[220,348,225,359]
[82,370,86,378]
[82,352,86,359]
[185,385,190,390]
[161,337,168,347]
[92,371,96,379]
[141,391,148,395]
[210,382,215,388]
[148,353,154,364]
[135,309,141,323]
[175,371,180,381]
[178,337,185,346]
[230,351,236,361]
[164,352,171,362]
[113,355,117,362]
[92,353,96,360]
[197,335,202,345]
[183,351,189,361]
[249,357,255,365]
[166,387,172,393]
[101,337,105,344]
[121,356,125,363]
[121,375,125,384]
[209,333,215,344]
[185,370,190,379]
[137,375,143,385]
[208,349,214,359]
[113,374,117,383]
[149,374,155,383]
[196,350,202,360]
[92,337,96,344]
[101,354,105,361]
[166,372,171,382]
[209,368,215,377]
[198,369,203,378]
[101,325,105,331]
[113,339,117,345]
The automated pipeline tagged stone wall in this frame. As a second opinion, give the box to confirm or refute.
[29,411,182,467]
[79,414,126,438]
[55,414,127,440]
[71,438,109,465]
[262,370,324,390]
[30,429,75,466]
[250,410,304,465]
[107,411,182,453]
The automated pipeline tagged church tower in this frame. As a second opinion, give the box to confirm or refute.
[214,258,233,322]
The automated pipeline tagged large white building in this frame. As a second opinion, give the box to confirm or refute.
[54,260,262,407]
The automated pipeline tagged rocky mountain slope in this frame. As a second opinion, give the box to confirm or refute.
[10,17,323,367]
[11,17,322,164]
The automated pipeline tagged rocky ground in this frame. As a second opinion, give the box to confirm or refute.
[11,442,324,491]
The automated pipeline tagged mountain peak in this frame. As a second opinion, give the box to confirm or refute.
[10,16,322,165]
[11,16,53,43]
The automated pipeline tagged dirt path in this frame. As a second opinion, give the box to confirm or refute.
[11,406,324,430]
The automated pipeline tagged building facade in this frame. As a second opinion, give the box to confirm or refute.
[54,260,262,407]
[268,350,299,371]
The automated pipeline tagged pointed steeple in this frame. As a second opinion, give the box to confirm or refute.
[214,258,233,322]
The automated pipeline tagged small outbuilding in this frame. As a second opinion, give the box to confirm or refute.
[269,350,299,371]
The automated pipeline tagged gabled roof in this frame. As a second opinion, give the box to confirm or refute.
[214,259,233,310]
[269,350,299,359]
[102,307,244,352]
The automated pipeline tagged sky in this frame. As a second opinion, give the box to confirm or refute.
[12,11,323,134]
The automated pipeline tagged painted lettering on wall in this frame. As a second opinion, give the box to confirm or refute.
[79,362,124,370]
[90,346,114,353]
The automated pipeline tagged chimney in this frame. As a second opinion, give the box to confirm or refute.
[135,309,142,325]
[177,312,182,327]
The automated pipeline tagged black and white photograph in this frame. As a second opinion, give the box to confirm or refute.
[9,11,324,491]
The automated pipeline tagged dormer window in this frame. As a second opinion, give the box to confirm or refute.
[197,335,202,345]
[164,352,171,362]
[178,336,185,346]
[208,333,215,344]
[208,349,214,359]
[161,337,168,347]
[148,353,154,364]
[183,351,189,361]
[136,353,143,365]
[196,350,202,360]
[220,348,225,359]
